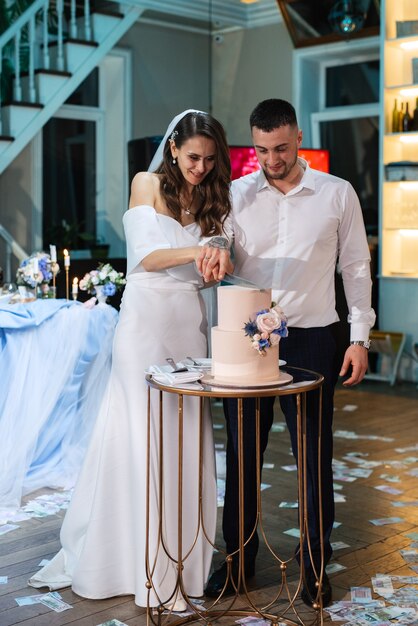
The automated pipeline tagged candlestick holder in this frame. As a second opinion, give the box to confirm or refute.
[33,273,39,300]
[65,267,70,300]
[52,264,57,299]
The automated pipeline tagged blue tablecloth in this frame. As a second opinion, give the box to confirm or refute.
[0,299,118,515]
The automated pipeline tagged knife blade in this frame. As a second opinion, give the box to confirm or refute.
[223,273,267,291]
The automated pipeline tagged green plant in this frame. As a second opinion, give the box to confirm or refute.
[45,219,96,251]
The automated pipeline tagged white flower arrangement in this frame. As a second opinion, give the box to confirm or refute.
[243,303,288,355]
[79,263,126,297]
[16,252,60,288]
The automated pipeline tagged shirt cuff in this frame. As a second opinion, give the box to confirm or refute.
[350,323,371,343]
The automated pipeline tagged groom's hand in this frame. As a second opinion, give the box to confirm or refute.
[196,247,233,282]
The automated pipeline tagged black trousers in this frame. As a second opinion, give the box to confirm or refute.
[222,325,339,571]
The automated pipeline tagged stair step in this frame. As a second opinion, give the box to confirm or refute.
[1,102,43,137]
[20,70,72,105]
[76,11,123,42]
[48,39,98,73]
[0,136,14,156]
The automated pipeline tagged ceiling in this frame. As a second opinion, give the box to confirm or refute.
[137,0,282,33]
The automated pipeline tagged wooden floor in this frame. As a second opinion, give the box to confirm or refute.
[1,380,417,625]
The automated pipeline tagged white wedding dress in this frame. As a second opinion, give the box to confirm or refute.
[29,206,217,607]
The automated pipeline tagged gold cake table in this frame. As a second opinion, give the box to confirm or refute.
[145,366,325,626]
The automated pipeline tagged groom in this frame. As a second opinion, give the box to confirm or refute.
[198,98,375,607]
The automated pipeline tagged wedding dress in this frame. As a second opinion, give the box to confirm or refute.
[29,205,217,607]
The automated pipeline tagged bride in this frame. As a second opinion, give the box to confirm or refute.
[29,109,233,610]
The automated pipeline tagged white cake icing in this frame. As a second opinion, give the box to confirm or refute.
[211,286,280,384]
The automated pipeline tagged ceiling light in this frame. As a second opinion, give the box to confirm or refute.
[400,40,418,51]
[399,134,418,143]
[399,87,418,97]
[328,0,366,35]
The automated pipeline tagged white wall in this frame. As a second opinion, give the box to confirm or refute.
[212,22,294,145]
[0,138,41,278]
[119,19,294,145]
[119,21,211,139]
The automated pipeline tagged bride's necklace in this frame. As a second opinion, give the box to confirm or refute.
[180,190,196,216]
[182,203,194,216]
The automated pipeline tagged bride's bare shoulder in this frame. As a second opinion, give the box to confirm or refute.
[129,172,161,208]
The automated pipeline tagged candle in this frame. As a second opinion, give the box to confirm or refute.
[50,244,57,263]
[63,249,70,268]
[32,257,39,275]
[72,277,78,297]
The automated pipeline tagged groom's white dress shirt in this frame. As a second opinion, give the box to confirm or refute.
[226,158,375,342]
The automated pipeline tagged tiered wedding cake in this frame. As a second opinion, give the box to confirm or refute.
[211,286,287,386]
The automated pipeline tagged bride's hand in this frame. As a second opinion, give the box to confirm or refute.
[196,247,233,282]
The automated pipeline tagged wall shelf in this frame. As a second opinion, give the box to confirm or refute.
[381,0,418,280]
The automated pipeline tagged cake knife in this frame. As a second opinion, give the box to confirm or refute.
[223,273,267,291]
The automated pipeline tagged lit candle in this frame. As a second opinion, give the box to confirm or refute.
[33,257,39,275]
[72,277,78,298]
[50,244,57,263]
[63,249,70,268]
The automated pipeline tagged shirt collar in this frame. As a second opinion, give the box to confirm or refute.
[255,157,316,193]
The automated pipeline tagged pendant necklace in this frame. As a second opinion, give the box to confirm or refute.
[181,190,195,216]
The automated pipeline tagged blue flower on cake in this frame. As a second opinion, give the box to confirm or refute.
[243,304,288,355]
[79,262,126,295]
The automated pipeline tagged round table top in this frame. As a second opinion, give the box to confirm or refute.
[145,365,324,398]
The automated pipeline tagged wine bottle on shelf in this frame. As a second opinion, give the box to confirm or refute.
[403,102,412,132]
[398,102,405,133]
[412,97,418,132]
[391,98,399,133]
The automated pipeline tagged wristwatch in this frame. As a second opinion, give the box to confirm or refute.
[350,340,371,350]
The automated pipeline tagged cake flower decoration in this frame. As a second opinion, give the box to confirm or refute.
[243,303,288,355]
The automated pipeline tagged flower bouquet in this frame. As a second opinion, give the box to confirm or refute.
[16,252,60,299]
[243,303,288,355]
[79,263,126,301]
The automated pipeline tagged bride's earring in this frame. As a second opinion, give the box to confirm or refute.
[172,157,177,165]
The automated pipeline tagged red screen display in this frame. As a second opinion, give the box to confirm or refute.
[229,146,330,180]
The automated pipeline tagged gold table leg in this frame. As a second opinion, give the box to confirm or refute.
[146,379,324,626]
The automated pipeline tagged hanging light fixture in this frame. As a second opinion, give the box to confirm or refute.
[328,0,367,35]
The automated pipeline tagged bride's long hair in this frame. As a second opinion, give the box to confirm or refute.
[156,112,231,236]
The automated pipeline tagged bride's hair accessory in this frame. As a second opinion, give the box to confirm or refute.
[170,130,178,142]
[147,109,205,173]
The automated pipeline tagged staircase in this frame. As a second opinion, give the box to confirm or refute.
[0,0,143,176]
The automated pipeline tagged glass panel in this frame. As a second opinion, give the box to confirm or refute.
[65,68,99,107]
[326,60,379,106]
[320,116,379,236]
[43,118,96,250]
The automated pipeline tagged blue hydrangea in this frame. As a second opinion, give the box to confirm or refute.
[272,320,288,338]
[103,282,117,296]
[258,338,269,350]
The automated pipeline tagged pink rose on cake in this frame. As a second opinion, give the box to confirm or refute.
[244,303,288,355]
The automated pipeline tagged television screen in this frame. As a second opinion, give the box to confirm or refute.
[229,146,330,180]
